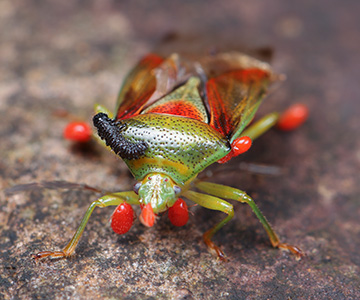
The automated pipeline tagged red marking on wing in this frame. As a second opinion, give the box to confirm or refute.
[145,100,205,121]
[116,54,164,120]
[206,68,270,137]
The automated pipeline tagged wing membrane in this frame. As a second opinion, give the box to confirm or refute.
[115,52,276,142]
[206,67,274,142]
[115,54,164,120]
[116,53,199,120]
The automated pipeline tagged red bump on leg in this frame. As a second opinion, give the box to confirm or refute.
[277,103,309,131]
[168,198,189,227]
[111,203,134,234]
[231,136,252,156]
[218,136,252,164]
[63,121,92,142]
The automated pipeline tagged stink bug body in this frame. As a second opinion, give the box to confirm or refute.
[34,52,307,261]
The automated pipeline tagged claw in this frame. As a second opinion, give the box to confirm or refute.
[278,243,305,260]
[203,231,228,261]
[32,250,68,261]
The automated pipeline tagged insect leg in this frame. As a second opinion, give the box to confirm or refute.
[194,181,304,259]
[241,112,280,141]
[183,190,234,260]
[33,191,139,260]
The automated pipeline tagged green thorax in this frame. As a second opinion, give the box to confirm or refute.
[120,113,230,185]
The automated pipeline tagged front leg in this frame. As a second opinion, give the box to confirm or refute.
[33,191,139,260]
[194,181,304,259]
[183,190,234,260]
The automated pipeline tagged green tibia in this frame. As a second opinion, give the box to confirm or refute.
[138,173,178,214]
[120,114,230,185]
[241,112,279,140]
[33,191,139,260]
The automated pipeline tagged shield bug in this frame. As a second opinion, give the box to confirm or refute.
[34,52,307,261]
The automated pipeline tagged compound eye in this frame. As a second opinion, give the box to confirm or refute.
[133,182,141,194]
[173,185,181,195]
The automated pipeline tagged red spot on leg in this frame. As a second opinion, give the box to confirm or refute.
[168,198,189,227]
[231,136,252,156]
[218,136,252,164]
[63,121,92,142]
[111,203,134,234]
[277,103,309,131]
